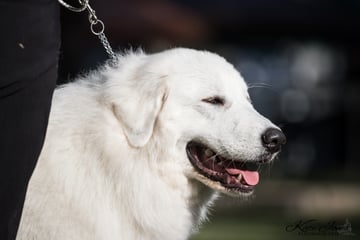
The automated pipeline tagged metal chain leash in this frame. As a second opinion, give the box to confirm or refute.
[58,0,118,66]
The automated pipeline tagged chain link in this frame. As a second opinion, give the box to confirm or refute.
[58,0,118,66]
[98,32,117,66]
[58,0,88,12]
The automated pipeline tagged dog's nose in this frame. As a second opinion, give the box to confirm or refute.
[261,128,286,153]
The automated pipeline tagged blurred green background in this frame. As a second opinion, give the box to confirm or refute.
[58,0,360,239]
[191,179,360,239]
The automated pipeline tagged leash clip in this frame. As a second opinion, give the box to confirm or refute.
[58,0,118,66]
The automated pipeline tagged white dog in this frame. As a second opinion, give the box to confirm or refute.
[17,48,285,240]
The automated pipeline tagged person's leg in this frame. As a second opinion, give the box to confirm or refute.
[0,0,60,239]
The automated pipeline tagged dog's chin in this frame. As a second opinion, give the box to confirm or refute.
[186,141,272,196]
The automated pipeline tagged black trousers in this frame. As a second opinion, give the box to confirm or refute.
[0,0,60,239]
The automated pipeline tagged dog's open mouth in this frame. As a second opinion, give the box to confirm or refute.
[186,141,262,194]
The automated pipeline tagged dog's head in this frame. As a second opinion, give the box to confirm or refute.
[108,48,285,196]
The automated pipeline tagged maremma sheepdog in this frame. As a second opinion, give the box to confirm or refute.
[17,48,286,240]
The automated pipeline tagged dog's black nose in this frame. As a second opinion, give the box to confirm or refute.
[262,128,286,153]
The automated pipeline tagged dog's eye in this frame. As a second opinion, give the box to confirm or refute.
[202,96,225,106]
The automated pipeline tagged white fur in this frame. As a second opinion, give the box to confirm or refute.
[17,48,278,240]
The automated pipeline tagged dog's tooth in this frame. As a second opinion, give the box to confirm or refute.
[237,174,242,181]
[205,149,214,157]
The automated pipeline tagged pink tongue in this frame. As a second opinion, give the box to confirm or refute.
[225,168,259,186]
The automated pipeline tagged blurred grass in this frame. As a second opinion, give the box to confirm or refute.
[190,180,360,240]
[191,209,286,240]
[191,208,359,240]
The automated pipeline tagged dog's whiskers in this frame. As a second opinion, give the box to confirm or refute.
[247,83,279,94]
[247,82,272,89]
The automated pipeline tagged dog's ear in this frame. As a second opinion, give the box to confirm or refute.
[110,77,168,148]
